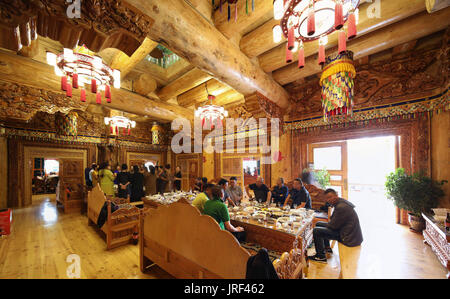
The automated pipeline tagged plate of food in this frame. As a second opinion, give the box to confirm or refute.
[253,213,266,220]
[244,207,255,213]
[268,207,282,212]
[277,217,290,223]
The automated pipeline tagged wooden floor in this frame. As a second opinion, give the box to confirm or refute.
[0,197,447,279]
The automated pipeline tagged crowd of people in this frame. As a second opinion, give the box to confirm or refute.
[84,162,183,202]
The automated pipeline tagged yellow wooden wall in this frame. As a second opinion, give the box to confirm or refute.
[431,110,450,208]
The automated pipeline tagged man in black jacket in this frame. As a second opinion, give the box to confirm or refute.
[309,189,363,263]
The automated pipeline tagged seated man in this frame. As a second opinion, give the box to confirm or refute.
[309,189,363,263]
[283,178,312,209]
[203,186,246,242]
[192,183,214,213]
[246,176,271,205]
[271,178,289,206]
[227,176,243,206]
[218,178,236,207]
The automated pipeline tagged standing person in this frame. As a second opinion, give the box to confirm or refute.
[98,162,115,197]
[113,165,121,186]
[147,165,157,195]
[158,164,170,194]
[155,166,162,194]
[309,188,363,263]
[130,165,145,203]
[143,165,155,196]
[89,164,99,188]
[117,164,130,199]
[174,166,182,191]
[283,178,312,209]
[246,177,271,204]
[226,177,243,206]
[84,164,93,187]
[272,178,289,207]
[203,186,246,243]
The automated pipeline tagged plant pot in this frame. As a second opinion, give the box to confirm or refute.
[408,213,425,233]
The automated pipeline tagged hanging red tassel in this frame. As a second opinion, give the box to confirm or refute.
[96,91,101,104]
[72,73,79,89]
[318,44,325,65]
[110,125,113,134]
[91,79,97,93]
[115,126,118,135]
[338,30,346,54]
[80,88,86,102]
[105,85,111,103]
[287,26,295,50]
[307,6,315,36]
[286,44,293,63]
[128,127,131,136]
[347,11,357,39]
[123,127,126,135]
[334,1,344,30]
[298,44,305,69]
[61,76,67,91]
[66,83,72,97]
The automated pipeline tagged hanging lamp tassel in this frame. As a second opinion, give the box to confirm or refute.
[96,91,101,104]
[66,83,72,97]
[338,30,347,54]
[318,44,325,65]
[286,44,293,63]
[80,88,86,102]
[348,11,357,39]
[334,1,344,30]
[228,3,231,21]
[105,85,111,103]
[220,0,222,12]
[246,0,248,14]
[235,2,238,22]
[252,0,254,11]
[61,76,67,91]
[287,26,295,50]
[91,79,97,93]
[307,4,315,36]
[128,126,131,136]
[72,73,78,89]
[298,42,305,68]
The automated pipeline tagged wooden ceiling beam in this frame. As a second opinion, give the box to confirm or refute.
[109,37,158,79]
[177,79,233,107]
[273,9,450,85]
[157,68,212,101]
[0,49,193,122]
[125,0,290,110]
[213,0,274,40]
[258,0,426,73]
[188,0,213,23]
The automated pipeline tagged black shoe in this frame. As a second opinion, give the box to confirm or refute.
[308,254,327,263]
[325,247,333,254]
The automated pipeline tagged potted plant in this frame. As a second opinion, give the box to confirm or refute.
[385,168,447,232]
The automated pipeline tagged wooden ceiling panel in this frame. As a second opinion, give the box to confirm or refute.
[157,68,212,101]
[177,79,232,107]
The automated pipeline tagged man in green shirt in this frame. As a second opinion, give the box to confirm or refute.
[203,186,246,242]
[192,183,214,213]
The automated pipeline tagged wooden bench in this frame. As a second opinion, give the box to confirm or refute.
[87,185,141,250]
[140,202,305,279]
[338,242,362,279]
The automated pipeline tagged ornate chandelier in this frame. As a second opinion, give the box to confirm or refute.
[104,116,136,136]
[194,83,228,130]
[273,0,360,67]
[46,45,121,104]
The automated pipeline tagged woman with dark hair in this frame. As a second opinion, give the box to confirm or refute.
[174,166,182,191]
[117,163,130,199]
[98,162,115,197]
[130,165,145,203]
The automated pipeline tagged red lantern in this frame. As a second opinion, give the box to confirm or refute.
[61,76,67,91]
[338,30,347,54]
[105,85,111,103]
[72,73,79,89]
[307,6,315,36]
[91,78,97,93]
[298,44,305,69]
[348,11,357,39]
[334,1,344,30]
[80,88,86,102]
[287,26,295,50]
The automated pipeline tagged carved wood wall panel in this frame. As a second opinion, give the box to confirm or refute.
[286,40,449,120]
[0,0,154,56]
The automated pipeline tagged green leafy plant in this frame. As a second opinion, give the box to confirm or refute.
[303,168,330,189]
[385,168,447,216]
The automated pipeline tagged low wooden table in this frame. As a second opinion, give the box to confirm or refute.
[231,217,314,254]
[422,213,450,279]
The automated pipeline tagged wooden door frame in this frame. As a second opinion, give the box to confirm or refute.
[307,141,348,198]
